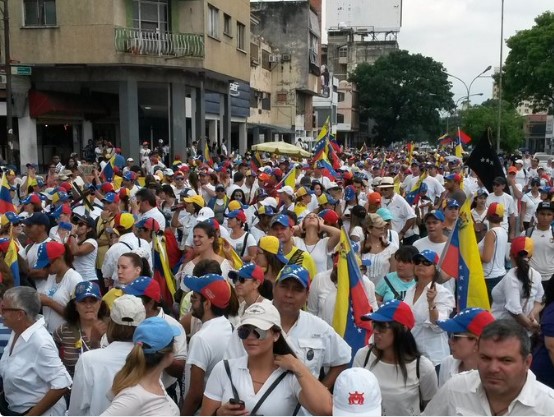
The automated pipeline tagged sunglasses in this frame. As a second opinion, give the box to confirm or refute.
[76,222,87,227]
[232,276,251,284]
[449,334,476,341]
[413,259,434,266]
[372,322,391,332]
[237,325,270,340]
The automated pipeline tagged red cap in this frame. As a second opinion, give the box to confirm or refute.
[101,183,115,193]
[368,192,382,205]
[508,166,517,174]
[59,182,72,193]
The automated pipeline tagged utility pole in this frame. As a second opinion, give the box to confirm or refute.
[2,0,13,164]
[496,0,505,153]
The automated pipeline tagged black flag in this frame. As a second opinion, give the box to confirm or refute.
[466,133,506,193]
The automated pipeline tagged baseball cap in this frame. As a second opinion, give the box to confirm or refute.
[376,208,393,222]
[23,212,50,228]
[361,299,415,329]
[295,186,313,198]
[183,194,205,207]
[182,274,231,308]
[332,368,382,416]
[510,236,534,258]
[270,213,291,228]
[114,212,135,230]
[228,200,248,211]
[437,308,495,337]
[445,173,462,183]
[276,264,310,288]
[228,262,265,284]
[34,241,66,269]
[493,176,507,185]
[123,276,162,302]
[133,317,181,354]
[74,281,102,302]
[102,192,120,204]
[368,192,381,205]
[127,157,134,162]
[52,204,72,220]
[508,166,518,174]
[101,183,115,194]
[487,202,505,217]
[424,210,445,222]
[136,217,160,232]
[413,249,440,265]
[317,193,337,206]
[279,186,294,197]
[256,205,276,217]
[368,213,386,229]
[258,236,289,264]
[261,197,278,210]
[240,302,283,331]
[515,159,523,164]
[123,171,137,181]
[446,198,460,209]
[111,295,146,326]
[318,209,339,226]
[197,207,215,222]
[1,211,22,226]
[21,193,42,206]
[326,181,340,190]
[379,177,394,188]
[226,210,247,223]
[536,201,554,213]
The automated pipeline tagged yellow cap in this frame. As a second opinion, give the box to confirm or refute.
[228,200,244,211]
[184,195,205,207]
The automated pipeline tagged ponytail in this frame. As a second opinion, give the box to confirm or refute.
[515,255,532,299]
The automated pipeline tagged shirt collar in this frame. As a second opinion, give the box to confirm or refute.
[20,316,46,342]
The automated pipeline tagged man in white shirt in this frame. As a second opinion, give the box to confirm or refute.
[135,188,167,229]
[423,319,554,416]
[525,201,554,285]
[379,177,417,244]
[487,176,516,240]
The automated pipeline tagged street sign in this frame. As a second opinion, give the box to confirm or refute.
[10,66,32,76]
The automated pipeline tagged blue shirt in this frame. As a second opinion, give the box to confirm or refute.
[375,272,416,302]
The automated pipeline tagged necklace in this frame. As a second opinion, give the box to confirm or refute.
[304,239,319,255]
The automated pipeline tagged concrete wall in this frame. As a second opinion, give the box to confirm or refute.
[249,36,273,125]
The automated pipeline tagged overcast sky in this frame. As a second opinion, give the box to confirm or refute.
[323,0,553,107]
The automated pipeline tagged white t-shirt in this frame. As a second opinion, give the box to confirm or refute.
[101,384,179,416]
[524,191,542,223]
[438,355,461,387]
[225,231,257,259]
[527,226,554,281]
[73,238,99,281]
[204,356,302,416]
[25,237,52,293]
[479,227,508,279]
[491,267,544,319]
[40,268,83,333]
[381,194,417,237]
[486,192,516,233]
[293,236,331,274]
[353,349,438,416]
[361,245,397,286]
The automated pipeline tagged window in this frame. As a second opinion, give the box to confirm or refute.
[337,92,345,102]
[24,0,57,26]
[261,93,271,111]
[250,90,259,109]
[262,50,271,70]
[277,92,288,104]
[236,22,246,51]
[224,14,232,36]
[132,0,169,32]
[337,113,345,123]
[208,5,219,38]
[339,46,348,58]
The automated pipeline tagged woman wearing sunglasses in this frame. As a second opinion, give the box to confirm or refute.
[404,250,455,370]
[436,308,495,387]
[201,302,332,416]
[229,263,273,316]
[354,299,438,415]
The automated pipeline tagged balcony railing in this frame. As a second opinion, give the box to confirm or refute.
[114,27,204,58]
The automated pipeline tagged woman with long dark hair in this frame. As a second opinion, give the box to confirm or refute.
[229,263,273,315]
[361,213,397,285]
[68,213,99,282]
[354,299,438,415]
[491,236,544,333]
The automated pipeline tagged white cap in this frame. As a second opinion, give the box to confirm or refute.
[163,168,174,176]
[197,207,215,222]
[110,295,146,327]
[240,301,282,331]
[279,186,294,196]
[515,159,523,164]
[127,157,134,162]
[261,197,278,209]
[372,177,382,186]
[332,368,382,416]
[326,181,339,190]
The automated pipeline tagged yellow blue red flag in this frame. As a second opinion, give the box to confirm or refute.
[0,173,16,214]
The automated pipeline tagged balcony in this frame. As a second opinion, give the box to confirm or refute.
[114,27,204,58]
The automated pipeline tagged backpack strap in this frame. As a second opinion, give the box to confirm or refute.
[119,241,133,251]
[223,360,240,403]
[525,226,534,238]
[240,232,250,257]
[362,344,374,368]
[250,371,290,415]
[416,355,424,412]
[383,276,401,300]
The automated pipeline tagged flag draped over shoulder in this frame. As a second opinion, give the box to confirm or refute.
[152,234,177,304]
[101,155,116,182]
[0,237,20,286]
[204,143,213,167]
[333,228,373,358]
[439,197,490,311]
[466,135,507,193]
[0,173,16,214]
[405,172,428,205]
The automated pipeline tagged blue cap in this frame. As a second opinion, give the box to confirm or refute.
[276,264,310,288]
[344,185,357,202]
[123,276,161,302]
[361,299,415,329]
[376,208,393,221]
[4,211,22,225]
[74,281,102,302]
[423,210,445,222]
[413,249,440,265]
[58,221,73,231]
[182,274,231,308]
[102,192,119,204]
[446,198,460,209]
[228,262,265,283]
[437,308,495,337]
[133,317,181,354]
[270,213,291,228]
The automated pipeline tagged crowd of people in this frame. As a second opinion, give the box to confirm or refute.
[0,143,553,415]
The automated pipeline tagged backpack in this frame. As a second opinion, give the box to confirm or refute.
[525,225,554,240]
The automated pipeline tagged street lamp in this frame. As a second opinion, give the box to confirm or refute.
[455,93,484,109]
[497,0,505,153]
[446,93,484,131]
[446,65,492,107]
[1,0,13,165]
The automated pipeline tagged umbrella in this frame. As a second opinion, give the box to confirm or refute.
[252,141,312,158]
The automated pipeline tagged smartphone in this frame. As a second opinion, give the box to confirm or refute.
[229,399,245,410]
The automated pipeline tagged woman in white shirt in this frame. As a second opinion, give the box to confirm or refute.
[0,286,72,415]
[201,302,332,416]
[229,263,273,316]
[225,209,257,262]
[34,241,83,333]
[404,250,455,368]
[361,213,397,286]
[102,317,181,416]
[353,299,438,415]
[491,236,544,334]
[68,214,99,281]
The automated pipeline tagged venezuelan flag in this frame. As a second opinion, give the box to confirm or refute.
[317,116,330,141]
[0,173,15,214]
[153,234,177,304]
[284,166,296,188]
[204,142,213,167]
[333,228,373,360]
[455,127,464,158]
[101,155,116,182]
[0,238,20,286]
[405,172,428,205]
[407,142,414,164]
[250,151,263,173]
[439,196,489,310]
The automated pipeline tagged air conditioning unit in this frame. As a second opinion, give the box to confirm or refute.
[268,54,280,63]
[281,53,291,62]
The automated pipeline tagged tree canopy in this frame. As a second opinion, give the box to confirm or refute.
[503,12,554,113]
[460,99,524,153]
[349,50,454,145]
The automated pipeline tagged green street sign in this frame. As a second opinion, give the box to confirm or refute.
[10,66,32,76]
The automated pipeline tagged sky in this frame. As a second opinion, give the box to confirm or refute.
[323,0,553,107]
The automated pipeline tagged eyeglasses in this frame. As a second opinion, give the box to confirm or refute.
[237,325,270,340]
[372,322,391,332]
[77,222,87,227]
[232,276,251,284]
[175,177,184,181]
[449,334,476,341]
[413,259,434,266]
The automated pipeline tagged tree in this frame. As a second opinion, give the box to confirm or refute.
[349,50,454,145]
[460,99,524,153]
[503,12,554,113]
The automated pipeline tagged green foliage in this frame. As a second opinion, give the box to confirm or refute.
[349,50,454,145]
[460,100,524,153]
[503,12,554,113]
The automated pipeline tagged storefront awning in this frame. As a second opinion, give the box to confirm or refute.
[247,123,295,134]
[29,90,108,118]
